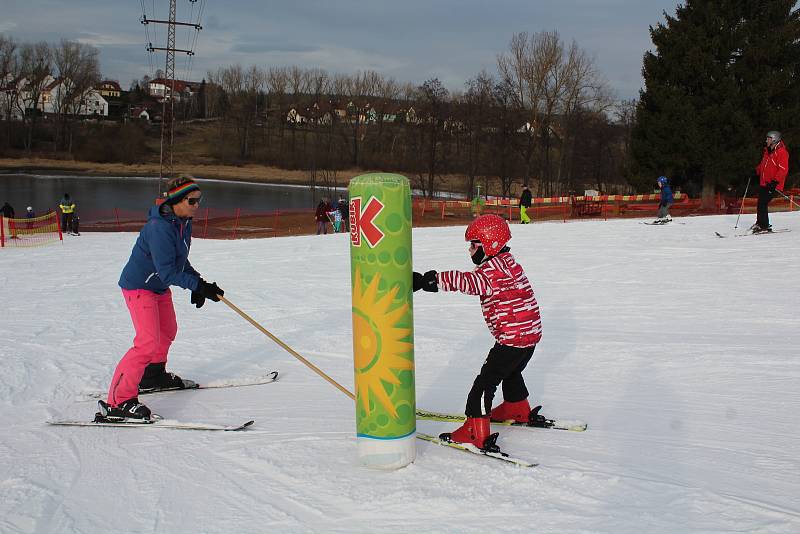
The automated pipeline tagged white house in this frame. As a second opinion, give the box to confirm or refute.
[37,77,108,117]
[147,78,197,102]
[81,89,108,117]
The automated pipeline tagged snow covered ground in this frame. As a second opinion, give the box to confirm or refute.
[1,212,799,533]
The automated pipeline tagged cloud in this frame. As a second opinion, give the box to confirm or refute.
[231,42,318,54]
[75,32,142,48]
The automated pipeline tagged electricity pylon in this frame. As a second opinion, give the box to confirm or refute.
[143,0,202,195]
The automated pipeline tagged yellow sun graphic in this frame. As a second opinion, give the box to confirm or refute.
[352,269,414,419]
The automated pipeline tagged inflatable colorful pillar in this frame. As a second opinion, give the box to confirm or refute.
[348,173,416,469]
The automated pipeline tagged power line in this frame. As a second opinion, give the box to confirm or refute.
[140,0,203,194]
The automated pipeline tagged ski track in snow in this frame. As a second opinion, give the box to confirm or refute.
[1,213,800,533]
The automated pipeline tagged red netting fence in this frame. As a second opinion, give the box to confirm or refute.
[38,190,800,241]
[1,211,62,248]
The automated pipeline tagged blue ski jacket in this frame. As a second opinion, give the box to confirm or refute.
[660,184,674,204]
[119,204,200,293]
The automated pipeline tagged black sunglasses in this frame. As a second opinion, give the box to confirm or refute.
[185,196,202,205]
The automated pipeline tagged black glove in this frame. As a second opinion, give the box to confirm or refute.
[190,289,205,308]
[768,180,778,194]
[413,270,438,293]
[197,279,224,302]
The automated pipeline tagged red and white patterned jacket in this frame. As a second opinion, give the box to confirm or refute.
[437,251,542,348]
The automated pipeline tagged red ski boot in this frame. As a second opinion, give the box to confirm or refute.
[439,416,499,451]
[490,399,531,423]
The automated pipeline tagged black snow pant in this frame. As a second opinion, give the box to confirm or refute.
[756,186,775,229]
[464,343,536,417]
[63,213,74,233]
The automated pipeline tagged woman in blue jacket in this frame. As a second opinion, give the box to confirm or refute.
[100,176,224,421]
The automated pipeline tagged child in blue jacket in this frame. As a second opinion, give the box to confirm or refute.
[654,176,673,223]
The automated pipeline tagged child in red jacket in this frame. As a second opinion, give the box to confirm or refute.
[414,214,542,450]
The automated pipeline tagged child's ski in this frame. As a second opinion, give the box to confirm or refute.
[415,432,537,467]
[416,407,587,432]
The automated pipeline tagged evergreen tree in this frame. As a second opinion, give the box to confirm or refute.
[632,1,800,204]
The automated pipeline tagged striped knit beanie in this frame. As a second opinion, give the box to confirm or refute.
[165,176,201,205]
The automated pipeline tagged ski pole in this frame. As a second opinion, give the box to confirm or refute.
[220,296,355,401]
[734,175,752,229]
[773,188,800,210]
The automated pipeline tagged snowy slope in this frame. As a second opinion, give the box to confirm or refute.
[1,213,799,533]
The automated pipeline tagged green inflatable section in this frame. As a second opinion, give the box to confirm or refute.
[349,173,416,444]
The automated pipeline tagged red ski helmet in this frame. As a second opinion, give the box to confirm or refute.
[465,214,511,256]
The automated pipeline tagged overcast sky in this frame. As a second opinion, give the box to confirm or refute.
[3,1,682,100]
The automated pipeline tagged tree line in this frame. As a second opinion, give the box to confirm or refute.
[201,31,628,199]
[0,36,104,154]
[3,1,798,203]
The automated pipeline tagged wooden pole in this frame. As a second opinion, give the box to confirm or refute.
[220,296,355,400]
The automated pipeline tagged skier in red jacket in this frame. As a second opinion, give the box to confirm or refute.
[413,214,542,451]
[752,130,789,233]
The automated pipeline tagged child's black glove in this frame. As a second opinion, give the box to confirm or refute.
[413,270,438,292]
[768,180,778,194]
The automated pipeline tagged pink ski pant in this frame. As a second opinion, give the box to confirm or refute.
[107,288,177,406]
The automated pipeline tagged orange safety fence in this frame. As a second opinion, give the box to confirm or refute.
[412,191,799,224]
[76,207,332,239]
[29,190,798,241]
[1,210,62,248]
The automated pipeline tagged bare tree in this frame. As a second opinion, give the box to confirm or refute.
[461,71,495,198]
[202,71,224,119]
[416,78,450,198]
[52,39,100,152]
[497,30,612,195]
[556,41,613,192]
[17,41,52,152]
[208,64,264,160]
[0,35,19,150]
[497,31,558,190]
[369,76,399,161]
[487,80,521,198]
[341,70,381,166]
[264,66,288,154]
[0,35,17,114]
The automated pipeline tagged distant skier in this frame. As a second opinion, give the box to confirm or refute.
[413,214,543,451]
[337,196,349,232]
[751,130,789,234]
[59,193,76,235]
[101,175,225,421]
[519,185,532,224]
[1,201,15,238]
[315,198,331,235]
[653,176,673,224]
[1,201,14,219]
[25,206,35,230]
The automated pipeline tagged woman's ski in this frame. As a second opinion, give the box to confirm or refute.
[78,370,279,401]
[47,416,255,431]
